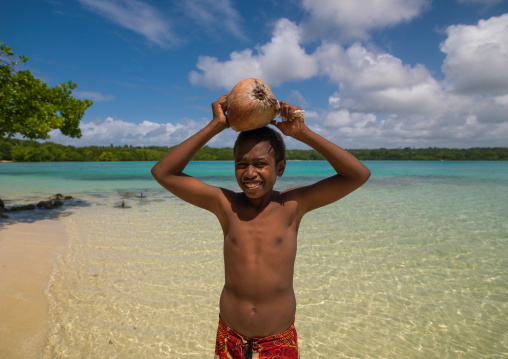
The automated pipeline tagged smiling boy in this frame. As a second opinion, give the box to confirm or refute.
[151,94,370,358]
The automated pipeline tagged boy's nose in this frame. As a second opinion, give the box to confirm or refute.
[244,165,257,178]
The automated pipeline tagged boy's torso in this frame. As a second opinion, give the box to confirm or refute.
[217,190,301,338]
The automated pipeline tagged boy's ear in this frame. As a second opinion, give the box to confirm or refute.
[277,159,286,177]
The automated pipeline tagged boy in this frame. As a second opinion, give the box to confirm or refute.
[151,94,370,358]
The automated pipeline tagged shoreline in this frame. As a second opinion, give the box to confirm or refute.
[0,218,68,359]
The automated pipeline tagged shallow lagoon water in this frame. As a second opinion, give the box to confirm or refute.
[1,161,507,358]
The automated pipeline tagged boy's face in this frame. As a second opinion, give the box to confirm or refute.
[234,140,285,200]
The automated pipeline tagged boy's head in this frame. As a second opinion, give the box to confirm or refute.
[233,126,286,199]
[234,126,286,164]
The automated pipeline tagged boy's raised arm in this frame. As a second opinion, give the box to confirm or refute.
[151,95,229,213]
[272,101,371,213]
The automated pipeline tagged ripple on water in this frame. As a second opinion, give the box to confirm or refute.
[39,178,508,358]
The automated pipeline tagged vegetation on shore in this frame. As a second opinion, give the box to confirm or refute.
[1,138,507,162]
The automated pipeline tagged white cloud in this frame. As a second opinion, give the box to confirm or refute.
[314,109,508,149]
[323,108,377,129]
[313,37,508,147]
[49,116,239,148]
[186,12,508,148]
[494,94,508,106]
[189,19,318,90]
[78,0,177,47]
[47,102,508,149]
[301,0,430,40]
[441,14,508,96]
[315,42,460,115]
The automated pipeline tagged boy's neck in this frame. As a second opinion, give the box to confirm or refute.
[242,190,277,210]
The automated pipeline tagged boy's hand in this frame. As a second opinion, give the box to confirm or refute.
[270,101,305,138]
[212,94,229,130]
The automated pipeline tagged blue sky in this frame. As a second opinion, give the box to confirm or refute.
[2,0,508,149]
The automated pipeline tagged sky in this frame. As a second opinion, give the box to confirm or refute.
[2,0,508,149]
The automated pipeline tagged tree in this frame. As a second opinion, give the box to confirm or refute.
[0,41,93,140]
[98,151,118,161]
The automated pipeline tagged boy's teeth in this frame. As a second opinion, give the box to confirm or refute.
[245,182,259,188]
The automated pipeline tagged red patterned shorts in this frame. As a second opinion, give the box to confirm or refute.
[215,317,299,359]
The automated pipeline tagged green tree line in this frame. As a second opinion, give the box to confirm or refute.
[1,138,507,162]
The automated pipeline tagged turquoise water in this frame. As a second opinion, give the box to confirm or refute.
[1,161,508,358]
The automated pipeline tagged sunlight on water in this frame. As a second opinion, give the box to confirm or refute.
[2,161,507,358]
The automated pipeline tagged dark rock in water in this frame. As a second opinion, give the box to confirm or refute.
[1,195,72,214]
[49,193,72,200]
[1,200,8,218]
[49,194,65,200]
[37,200,64,209]
[49,193,73,200]
[1,195,74,215]
[8,204,36,212]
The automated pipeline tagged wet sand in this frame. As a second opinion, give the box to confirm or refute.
[0,219,68,359]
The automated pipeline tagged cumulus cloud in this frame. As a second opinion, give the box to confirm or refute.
[315,42,458,115]
[441,14,508,96]
[315,36,508,147]
[301,0,430,40]
[78,0,177,47]
[189,19,318,89]
[49,116,239,147]
[186,12,508,148]
[318,109,508,148]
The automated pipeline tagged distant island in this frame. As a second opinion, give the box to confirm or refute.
[1,138,507,162]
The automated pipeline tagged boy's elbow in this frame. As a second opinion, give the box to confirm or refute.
[151,163,179,187]
[357,166,371,185]
[363,167,371,181]
[151,164,163,181]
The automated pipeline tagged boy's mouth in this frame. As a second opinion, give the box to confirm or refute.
[244,181,262,189]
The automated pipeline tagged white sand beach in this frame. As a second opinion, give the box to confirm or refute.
[0,219,68,359]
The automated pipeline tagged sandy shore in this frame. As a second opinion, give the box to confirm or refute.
[0,218,68,359]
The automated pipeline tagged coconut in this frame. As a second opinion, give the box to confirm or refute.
[226,78,280,132]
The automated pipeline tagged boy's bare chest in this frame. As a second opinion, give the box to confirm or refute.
[228,200,295,226]
[224,201,298,244]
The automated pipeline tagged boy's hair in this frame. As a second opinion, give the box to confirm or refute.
[234,126,286,163]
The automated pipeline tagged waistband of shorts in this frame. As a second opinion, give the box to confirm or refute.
[218,316,296,343]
